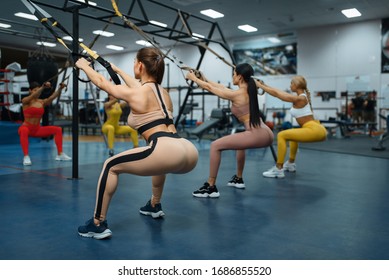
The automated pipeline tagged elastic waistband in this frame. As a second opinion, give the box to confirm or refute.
[148,131,180,142]
[302,120,321,126]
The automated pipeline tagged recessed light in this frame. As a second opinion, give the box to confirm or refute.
[136,40,152,47]
[63,36,84,42]
[76,0,97,6]
[268,37,281,43]
[341,8,361,18]
[0,23,11,28]
[36,41,56,48]
[92,30,115,37]
[149,20,167,28]
[106,45,124,51]
[238,24,257,33]
[15,12,38,21]
[192,33,205,39]
[200,9,224,19]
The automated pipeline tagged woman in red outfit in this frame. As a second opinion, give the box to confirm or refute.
[18,81,71,165]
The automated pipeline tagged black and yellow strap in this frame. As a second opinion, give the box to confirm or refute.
[21,0,121,85]
[111,0,205,84]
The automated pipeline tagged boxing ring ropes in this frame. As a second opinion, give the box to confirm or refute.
[16,0,238,178]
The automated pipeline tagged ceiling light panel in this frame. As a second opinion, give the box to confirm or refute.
[238,24,258,33]
[200,9,224,19]
[341,8,361,18]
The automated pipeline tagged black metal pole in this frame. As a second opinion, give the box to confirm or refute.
[71,7,80,179]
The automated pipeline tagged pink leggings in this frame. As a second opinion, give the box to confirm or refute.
[209,121,274,180]
[18,124,63,156]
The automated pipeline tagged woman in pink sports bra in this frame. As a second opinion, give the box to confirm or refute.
[76,47,198,239]
[256,76,327,178]
[186,63,274,198]
[18,81,71,166]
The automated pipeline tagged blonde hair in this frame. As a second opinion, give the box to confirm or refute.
[292,75,313,112]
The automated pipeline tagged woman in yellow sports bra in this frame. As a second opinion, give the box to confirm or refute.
[102,94,139,156]
[75,47,198,239]
[256,75,327,178]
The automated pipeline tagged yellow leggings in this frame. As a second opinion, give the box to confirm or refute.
[276,120,327,165]
[102,124,139,149]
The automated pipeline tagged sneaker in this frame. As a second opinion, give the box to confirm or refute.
[192,182,220,198]
[227,175,246,189]
[262,166,285,178]
[23,155,32,166]
[78,218,112,239]
[55,152,72,161]
[139,200,165,218]
[283,161,296,172]
[109,149,114,157]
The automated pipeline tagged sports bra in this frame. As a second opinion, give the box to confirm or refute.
[289,94,313,118]
[23,100,45,119]
[127,83,173,134]
[231,103,250,123]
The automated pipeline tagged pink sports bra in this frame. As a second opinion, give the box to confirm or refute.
[231,103,250,123]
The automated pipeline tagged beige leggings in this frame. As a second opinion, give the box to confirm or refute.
[94,132,198,220]
[276,120,327,165]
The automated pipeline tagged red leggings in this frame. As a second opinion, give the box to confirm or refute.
[18,123,63,156]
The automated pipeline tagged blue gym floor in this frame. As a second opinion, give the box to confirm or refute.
[0,134,388,260]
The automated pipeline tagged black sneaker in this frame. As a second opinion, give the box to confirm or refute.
[78,218,112,239]
[192,182,220,198]
[139,200,165,218]
[227,175,246,189]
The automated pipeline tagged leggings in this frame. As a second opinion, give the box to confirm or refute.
[94,132,198,221]
[18,124,63,156]
[276,120,327,165]
[102,124,139,149]
[209,121,274,180]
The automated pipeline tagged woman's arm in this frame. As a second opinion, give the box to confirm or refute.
[255,80,298,103]
[111,63,141,88]
[104,98,118,110]
[75,58,132,101]
[21,82,51,105]
[186,71,235,100]
[43,82,66,106]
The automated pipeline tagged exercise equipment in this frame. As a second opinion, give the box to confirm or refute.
[188,108,229,141]
[372,114,389,151]
[21,0,121,85]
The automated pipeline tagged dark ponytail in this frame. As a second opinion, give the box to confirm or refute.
[235,63,261,128]
[136,47,165,84]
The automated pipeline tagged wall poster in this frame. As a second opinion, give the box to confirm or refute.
[233,43,297,76]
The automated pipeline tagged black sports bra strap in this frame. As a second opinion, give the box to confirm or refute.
[154,83,170,121]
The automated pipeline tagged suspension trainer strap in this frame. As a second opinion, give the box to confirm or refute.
[21,0,121,85]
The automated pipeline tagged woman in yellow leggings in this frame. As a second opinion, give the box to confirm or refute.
[256,76,327,178]
[102,95,139,156]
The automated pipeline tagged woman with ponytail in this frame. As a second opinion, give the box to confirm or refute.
[76,47,198,239]
[186,63,274,198]
[256,75,327,178]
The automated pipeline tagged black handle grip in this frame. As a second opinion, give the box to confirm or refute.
[96,56,121,85]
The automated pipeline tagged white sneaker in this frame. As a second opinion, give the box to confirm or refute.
[55,153,72,161]
[23,155,32,166]
[283,161,296,172]
[263,166,285,178]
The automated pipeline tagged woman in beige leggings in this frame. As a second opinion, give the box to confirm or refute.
[76,47,198,239]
